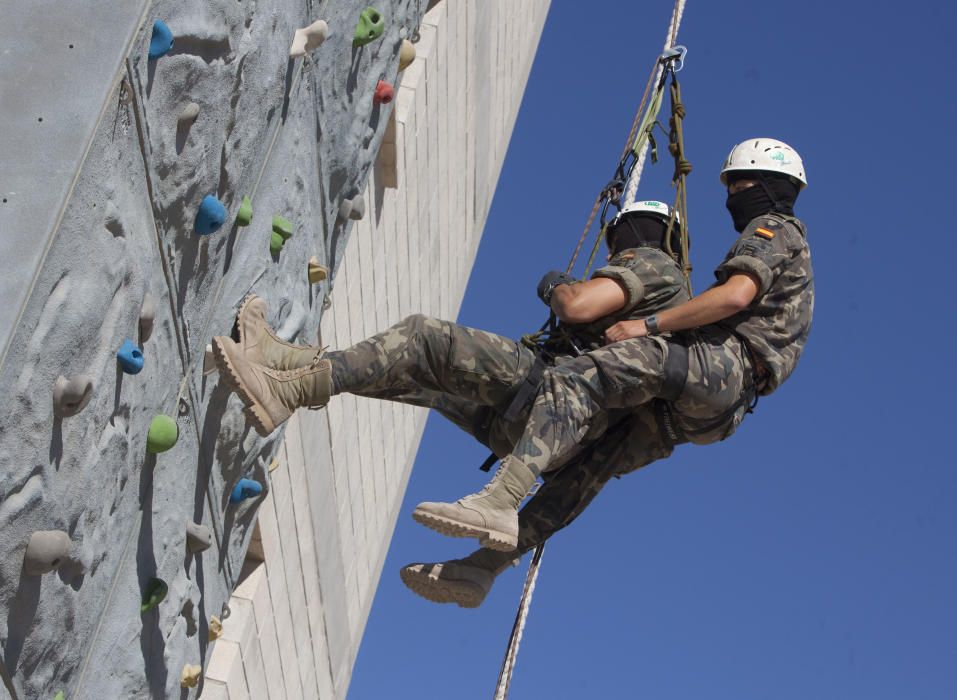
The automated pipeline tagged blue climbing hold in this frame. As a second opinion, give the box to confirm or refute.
[149,20,174,60]
[195,195,227,235]
[116,339,145,374]
[230,478,263,504]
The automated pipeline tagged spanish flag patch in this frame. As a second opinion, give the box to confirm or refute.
[755,227,775,240]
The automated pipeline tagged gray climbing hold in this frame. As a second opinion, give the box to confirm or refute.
[24,530,71,575]
[53,374,94,417]
[139,293,156,342]
[178,102,200,125]
[185,522,212,553]
[338,194,365,221]
[290,19,329,58]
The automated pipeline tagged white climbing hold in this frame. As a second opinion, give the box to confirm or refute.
[203,343,216,375]
[178,102,200,125]
[290,19,329,58]
[53,375,94,418]
[185,522,213,553]
[24,530,71,575]
[338,194,365,221]
[139,293,156,342]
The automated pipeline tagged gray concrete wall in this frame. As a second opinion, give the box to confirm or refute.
[0,1,425,698]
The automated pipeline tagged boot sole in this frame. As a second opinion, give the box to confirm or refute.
[211,337,277,438]
[411,508,517,552]
[399,567,485,608]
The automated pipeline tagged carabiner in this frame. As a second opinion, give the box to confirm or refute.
[659,45,687,72]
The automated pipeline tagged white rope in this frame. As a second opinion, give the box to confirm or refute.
[492,544,545,700]
[623,0,687,207]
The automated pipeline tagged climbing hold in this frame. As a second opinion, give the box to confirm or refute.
[195,194,227,235]
[398,38,416,70]
[186,522,213,553]
[180,664,202,688]
[203,344,216,375]
[290,19,329,58]
[139,293,156,342]
[178,102,200,125]
[272,215,293,240]
[54,692,65,700]
[208,615,223,641]
[146,415,178,453]
[53,375,94,418]
[374,80,395,105]
[269,231,285,256]
[230,478,263,504]
[236,196,253,226]
[268,457,281,473]
[148,20,174,60]
[308,256,328,284]
[116,339,145,375]
[141,577,168,613]
[338,194,366,222]
[353,8,385,47]
[24,530,71,576]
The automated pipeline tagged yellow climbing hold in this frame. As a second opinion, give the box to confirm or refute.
[308,256,328,284]
[180,664,202,688]
[209,615,223,641]
[399,38,416,71]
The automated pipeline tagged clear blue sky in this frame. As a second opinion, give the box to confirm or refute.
[350,2,957,697]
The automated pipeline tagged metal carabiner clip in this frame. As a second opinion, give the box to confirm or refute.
[659,45,688,72]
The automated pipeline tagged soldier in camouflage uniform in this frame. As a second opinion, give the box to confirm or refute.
[410,137,814,565]
[211,199,690,522]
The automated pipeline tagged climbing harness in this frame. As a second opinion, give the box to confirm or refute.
[490,3,690,697]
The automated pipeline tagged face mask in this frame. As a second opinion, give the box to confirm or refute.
[725,176,799,232]
[607,216,669,254]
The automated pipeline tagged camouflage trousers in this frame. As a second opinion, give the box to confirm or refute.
[324,314,673,550]
[508,325,756,473]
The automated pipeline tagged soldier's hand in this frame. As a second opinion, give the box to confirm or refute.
[604,319,647,344]
[536,270,575,306]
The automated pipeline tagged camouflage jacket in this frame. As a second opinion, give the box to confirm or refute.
[544,246,689,355]
[714,213,814,395]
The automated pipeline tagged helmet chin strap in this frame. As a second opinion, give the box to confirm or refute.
[756,173,786,214]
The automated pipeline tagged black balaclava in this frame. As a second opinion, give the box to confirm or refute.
[607,214,674,255]
[725,171,800,232]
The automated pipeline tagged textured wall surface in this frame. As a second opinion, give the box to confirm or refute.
[0,1,424,698]
[201,2,550,697]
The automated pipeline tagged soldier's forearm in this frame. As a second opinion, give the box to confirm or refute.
[657,273,759,332]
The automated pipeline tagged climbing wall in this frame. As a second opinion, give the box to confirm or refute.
[0,1,424,698]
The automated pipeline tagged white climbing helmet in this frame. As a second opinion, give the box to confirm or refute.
[719,138,807,189]
[612,199,679,227]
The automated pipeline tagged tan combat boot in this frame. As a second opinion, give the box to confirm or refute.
[212,335,332,436]
[412,457,538,551]
[234,295,320,370]
[400,548,518,608]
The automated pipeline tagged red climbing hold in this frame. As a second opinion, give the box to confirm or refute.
[374,80,394,105]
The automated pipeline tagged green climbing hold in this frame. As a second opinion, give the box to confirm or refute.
[270,231,286,256]
[353,7,384,47]
[146,415,178,454]
[272,215,293,240]
[141,577,168,613]
[53,692,65,700]
[236,196,253,226]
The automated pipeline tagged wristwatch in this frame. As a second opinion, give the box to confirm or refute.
[645,315,661,335]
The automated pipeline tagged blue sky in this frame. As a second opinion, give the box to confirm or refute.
[350,2,957,697]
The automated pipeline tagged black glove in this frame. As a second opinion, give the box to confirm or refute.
[537,270,575,306]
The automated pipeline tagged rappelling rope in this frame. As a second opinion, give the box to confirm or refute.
[492,543,545,700]
[622,0,687,208]
[493,5,690,698]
